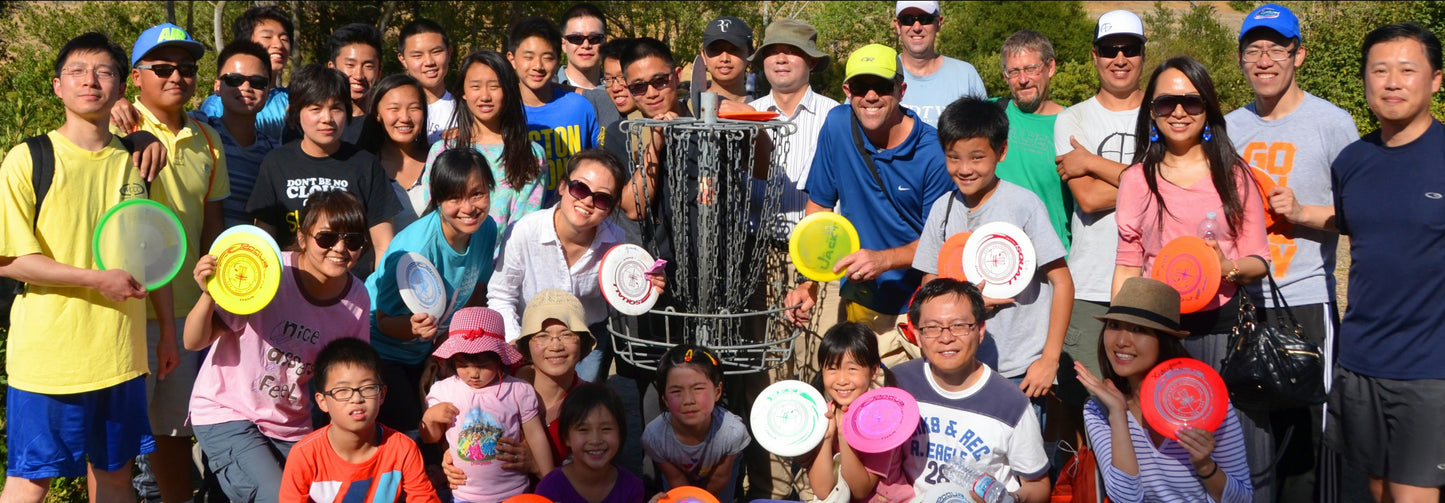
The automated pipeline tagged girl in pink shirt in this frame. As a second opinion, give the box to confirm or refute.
[184,190,372,502]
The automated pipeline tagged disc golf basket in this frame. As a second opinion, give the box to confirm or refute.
[609,115,800,375]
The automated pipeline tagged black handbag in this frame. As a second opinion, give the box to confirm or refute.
[1220,264,1326,410]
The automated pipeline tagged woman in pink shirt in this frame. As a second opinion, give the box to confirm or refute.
[1112,56,1273,500]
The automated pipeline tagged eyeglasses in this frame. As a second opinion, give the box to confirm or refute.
[566,179,616,210]
[219,73,269,89]
[321,384,383,401]
[1241,46,1295,63]
[897,12,938,26]
[136,63,199,78]
[1151,93,1207,117]
[1095,43,1143,59]
[312,231,367,251]
[59,64,120,81]
[532,331,582,346]
[603,75,627,87]
[848,78,896,97]
[626,74,672,96]
[1004,63,1046,79]
[917,321,977,339]
[564,33,605,46]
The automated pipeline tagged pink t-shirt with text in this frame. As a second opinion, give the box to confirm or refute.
[426,375,540,502]
[188,251,370,441]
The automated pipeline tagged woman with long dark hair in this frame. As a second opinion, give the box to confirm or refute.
[359,74,431,230]
[1112,56,1272,501]
[426,50,547,254]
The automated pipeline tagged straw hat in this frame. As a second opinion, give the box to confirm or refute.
[1094,277,1190,337]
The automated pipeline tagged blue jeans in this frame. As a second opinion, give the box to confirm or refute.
[575,321,613,383]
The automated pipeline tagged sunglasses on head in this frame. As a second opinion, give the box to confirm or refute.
[848,77,896,97]
[626,74,672,96]
[897,12,938,26]
[566,179,615,211]
[1152,93,1207,117]
[136,63,199,78]
[219,73,269,89]
[1095,43,1143,59]
[312,231,366,251]
[563,33,605,46]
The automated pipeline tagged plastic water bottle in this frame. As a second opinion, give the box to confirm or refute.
[1198,211,1220,240]
[940,463,1017,503]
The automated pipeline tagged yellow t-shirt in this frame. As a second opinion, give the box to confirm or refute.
[0,131,151,393]
[131,102,230,318]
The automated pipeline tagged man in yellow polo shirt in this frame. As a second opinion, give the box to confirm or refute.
[127,22,230,503]
[0,32,177,503]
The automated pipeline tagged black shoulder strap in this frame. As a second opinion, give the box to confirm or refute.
[849,112,924,234]
[23,135,54,229]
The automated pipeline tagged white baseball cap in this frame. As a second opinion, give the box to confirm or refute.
[1095,10,1147,43]
[895,1,940,16]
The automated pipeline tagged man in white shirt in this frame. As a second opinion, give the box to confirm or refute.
[893,0,987,126]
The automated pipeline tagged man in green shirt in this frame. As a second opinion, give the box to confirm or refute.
[994,30,1072,250]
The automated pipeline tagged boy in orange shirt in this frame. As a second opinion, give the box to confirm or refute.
[280,338,439,502]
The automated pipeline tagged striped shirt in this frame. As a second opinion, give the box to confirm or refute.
[1082,399,1253,503]
[749,87,840,240]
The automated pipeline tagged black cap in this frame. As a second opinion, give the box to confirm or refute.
[703,16,753,52]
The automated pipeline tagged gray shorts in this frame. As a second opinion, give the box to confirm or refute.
[1326,367,1445,487]
[193,420,295,503]
[146,317,201,436]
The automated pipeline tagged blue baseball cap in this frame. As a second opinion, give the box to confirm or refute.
[1239,4,1300,41]
[131,23,205,66]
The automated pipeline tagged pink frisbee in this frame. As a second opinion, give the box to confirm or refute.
[840,387,920,453]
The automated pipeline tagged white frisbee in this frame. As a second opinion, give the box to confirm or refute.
[598,244,659,316]
[396,252,446,319]
[962,221,1037,299]
[751,380,828,458]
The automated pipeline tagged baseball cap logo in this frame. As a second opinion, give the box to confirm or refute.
[1100,23,1112,32]
[156,26,188,42]
[861,56,875,62]
[1253,8,1280,19]
[716,19,731,32]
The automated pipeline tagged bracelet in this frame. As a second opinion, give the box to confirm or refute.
[1224,261,1241,284]
[1194,461,1219,479]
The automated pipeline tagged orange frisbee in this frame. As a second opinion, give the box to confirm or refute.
[501,495,552,503]
[936,231,972,281]
[1250,167,1293,235]
[660,486,719,503]
[1150,236,1222,314]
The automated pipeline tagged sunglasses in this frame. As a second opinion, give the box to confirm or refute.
[897,12,938,26]
[563,33,605,46]
[136,63,199,78]
[1152,93,1207,117]
[626,74,672,96]
[566,179,615,211]
[219,73,269,89]
[848,78,896,97]
[1095,43,1143,59]
[312,231,366,251]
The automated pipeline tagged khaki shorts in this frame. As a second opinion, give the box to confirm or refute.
[146,317,201,437]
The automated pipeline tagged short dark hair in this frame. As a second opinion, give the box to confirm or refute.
[621,37,674,73]
[599,37,634,64]
[398,18,450,55]
[312,337,381,393]
[1361,22,1442,76]
[507,17,562,55]
[655,344,724,393]
[564,148,628,195]
[286,64,352,132]
[817,321,882,371]
[231,5,292,43]
[937,97,1009,154]
[427,147,498,214]
[557,382,626,448]
[1238,28,1300,54]
[908,277,986,327]
[216,39,273,81]
[559,3,607,34]
[55,32,128,78]
[296,190,369,250]
[329,23,383,63]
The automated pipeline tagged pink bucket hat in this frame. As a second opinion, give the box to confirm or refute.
[434,307,524,365]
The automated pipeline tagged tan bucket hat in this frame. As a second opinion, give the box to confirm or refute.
[749,18,831,73]
[1094,277,1190,337]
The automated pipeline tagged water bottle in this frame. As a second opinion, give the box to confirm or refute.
[940,463,1017,503]
[1198,211,1220,241]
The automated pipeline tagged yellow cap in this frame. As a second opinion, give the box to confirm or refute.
[845,43,898,81]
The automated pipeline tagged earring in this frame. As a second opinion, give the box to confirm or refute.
[1149,124,1159,143]
[1202,125,1213,142]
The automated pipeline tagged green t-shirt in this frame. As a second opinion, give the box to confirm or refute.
[994,98,1072,250]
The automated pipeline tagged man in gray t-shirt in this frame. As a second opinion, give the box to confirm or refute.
[1225,5,1359,501]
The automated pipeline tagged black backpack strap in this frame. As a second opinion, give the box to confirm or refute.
[23,135,54,227]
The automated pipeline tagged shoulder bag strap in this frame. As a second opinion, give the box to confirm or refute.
[849,112,924,234]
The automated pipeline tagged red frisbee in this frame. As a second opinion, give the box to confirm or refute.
[1140,358,1229,440]
[1150,236,1222,314]
[502,495,552,503]
[719,111,780,121]
[937,232,972,281]
[1250,167,1293,235]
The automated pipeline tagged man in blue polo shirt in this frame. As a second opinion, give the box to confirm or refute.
[784,43,952,367]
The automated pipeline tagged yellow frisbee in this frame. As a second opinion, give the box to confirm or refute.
[789,212,861,282]
[207,227,282,315]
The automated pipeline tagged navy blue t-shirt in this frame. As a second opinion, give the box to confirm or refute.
[806,106,953,314]
[1332,119,1445,379]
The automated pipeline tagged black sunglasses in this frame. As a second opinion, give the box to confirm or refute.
[566,179,616,211]
[1152,94,1207,117]
[312,231,366,251]
[1095,43,1143,59]
[136,63,199,78]
[848,78,896,97]
[563,33,605,46]
[219,73,269,89]
[897,12,938,26]
[626,74,672,96]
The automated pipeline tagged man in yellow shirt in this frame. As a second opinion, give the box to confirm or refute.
[0,32,177,503]
[127,22,230,503]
